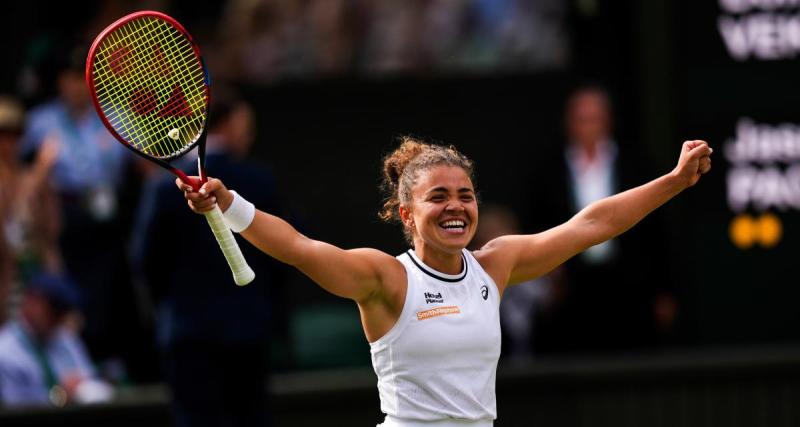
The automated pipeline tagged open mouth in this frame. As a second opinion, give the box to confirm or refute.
[439,219,467,235]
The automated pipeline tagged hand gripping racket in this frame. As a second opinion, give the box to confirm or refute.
[86,11,255,285]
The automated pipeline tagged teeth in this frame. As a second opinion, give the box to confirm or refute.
[441,220,465,228]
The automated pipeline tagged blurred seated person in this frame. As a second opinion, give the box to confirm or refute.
[0,96,62,321]
[0,272,112,407]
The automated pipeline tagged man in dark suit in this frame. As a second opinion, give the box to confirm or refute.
[132,87,284,427]
[526,85,674,354]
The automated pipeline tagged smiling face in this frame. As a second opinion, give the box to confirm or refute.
[400,165,478,255]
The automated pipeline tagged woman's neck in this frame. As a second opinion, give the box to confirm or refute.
[412,243,464,275]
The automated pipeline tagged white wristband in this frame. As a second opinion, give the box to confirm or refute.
[223,190,255,233]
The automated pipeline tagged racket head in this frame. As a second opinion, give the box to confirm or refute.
[86,11,210,163]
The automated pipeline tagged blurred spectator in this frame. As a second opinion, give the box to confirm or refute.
[18,43,144,379]
[216,0,312,83]
[20,45,128,197]
[132,87,285,427]
[493,0,570,70]
[362,0,428,73]
[0,95,62,322]
[526,85,674,353]
[0,271,112,407]
[305,0,361,74]
[419,0,471,71]
[468,204,553,361]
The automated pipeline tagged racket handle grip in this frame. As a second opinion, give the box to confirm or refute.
[203,205,255,286]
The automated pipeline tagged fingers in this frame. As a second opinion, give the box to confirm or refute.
[685,140,713,157]
[674,140,713,187]
[187,193,217,212]
[174,176,223,192]
[184,187,217,213]
[685,139,707,151]
[174,176,220,213]
[699,156,712,175]
[199,178,224,195]
[175,177,191,191]
[175,176,198,192]
[685,140,713,178]
[687,142,712,177]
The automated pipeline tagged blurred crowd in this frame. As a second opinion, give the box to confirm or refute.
[15,0,570,102]
[1,45,286,422]
[209,0,569,83]
[0,0,681,424]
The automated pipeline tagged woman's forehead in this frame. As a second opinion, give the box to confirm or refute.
[414,165,473,191]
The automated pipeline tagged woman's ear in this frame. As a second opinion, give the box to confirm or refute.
[399,204,413,227]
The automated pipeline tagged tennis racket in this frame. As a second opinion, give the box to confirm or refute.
[86,10,255,286]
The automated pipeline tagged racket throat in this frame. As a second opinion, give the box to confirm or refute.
[197,157,207,183]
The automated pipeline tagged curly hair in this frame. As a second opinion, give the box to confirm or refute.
[379,136,476,244]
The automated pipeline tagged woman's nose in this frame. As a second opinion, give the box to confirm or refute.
[445,201,464,212]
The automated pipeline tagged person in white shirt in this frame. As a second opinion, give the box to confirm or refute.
[177,136,712,426]
[529,86,677,353]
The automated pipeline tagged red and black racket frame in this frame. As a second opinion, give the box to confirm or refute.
[86,10,211,192]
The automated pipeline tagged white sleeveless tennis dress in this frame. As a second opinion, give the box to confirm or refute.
[370,249,501,427]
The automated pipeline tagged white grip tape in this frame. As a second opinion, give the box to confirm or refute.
[203,204,255,286]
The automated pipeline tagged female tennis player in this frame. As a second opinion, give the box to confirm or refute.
[179,137,712,427]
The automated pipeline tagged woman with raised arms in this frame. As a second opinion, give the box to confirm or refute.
[178,137,712,427]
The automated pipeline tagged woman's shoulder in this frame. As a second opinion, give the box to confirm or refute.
[350,247,407,278]
[470,242,514,291]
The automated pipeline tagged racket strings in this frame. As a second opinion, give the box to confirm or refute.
[96,21,173,153]
[96,17,204,149]
[96,21,180,158]
[122,19,199,155]
[90,15,207,159]
[100,17,204,156]
[97,35,197,157]
[100,21,186,156]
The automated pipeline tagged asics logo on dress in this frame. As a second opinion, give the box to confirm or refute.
[481,285,488,300]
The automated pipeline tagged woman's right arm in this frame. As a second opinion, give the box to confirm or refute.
[178,178,401,302]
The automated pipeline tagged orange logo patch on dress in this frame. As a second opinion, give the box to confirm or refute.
[417,306,461,320]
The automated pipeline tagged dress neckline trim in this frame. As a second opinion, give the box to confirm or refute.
[405,249,468,283]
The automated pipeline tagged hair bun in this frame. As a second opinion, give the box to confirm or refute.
[380,137,428,221]
[383,137,426,188]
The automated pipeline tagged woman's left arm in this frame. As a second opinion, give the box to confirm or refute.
[477,140,713,289]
